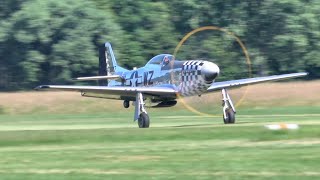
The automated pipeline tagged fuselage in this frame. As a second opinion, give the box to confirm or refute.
[109,54,220,98]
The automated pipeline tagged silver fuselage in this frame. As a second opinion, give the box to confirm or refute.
[109,54,220,100]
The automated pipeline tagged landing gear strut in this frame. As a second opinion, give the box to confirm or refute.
[221,88,236,124]
[134,92,150,128]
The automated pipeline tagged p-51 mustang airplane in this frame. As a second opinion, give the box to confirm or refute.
[35,42,307,128]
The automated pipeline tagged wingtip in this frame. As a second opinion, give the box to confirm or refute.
[293,72,308,77]
[34,85,50,90]
[297,72,309,77]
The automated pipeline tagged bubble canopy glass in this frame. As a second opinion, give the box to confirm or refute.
[146,54,174,65]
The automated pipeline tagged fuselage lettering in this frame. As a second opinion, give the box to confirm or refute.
[143,70,154,86]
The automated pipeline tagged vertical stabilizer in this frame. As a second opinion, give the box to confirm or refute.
[98,42,122,85]
[104,42,118,73]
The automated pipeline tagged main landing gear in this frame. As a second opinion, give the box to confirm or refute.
[221,88,236,124]
[134,92,150,128]
[129,89,235,128]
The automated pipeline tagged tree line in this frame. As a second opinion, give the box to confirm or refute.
[0,0,319,90]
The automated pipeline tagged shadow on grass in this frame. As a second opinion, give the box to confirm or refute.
[168,123,216,128]
[0,106,5,114]
[167,120,275,128]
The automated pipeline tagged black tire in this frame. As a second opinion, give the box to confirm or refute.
[138,112,150,128]
[223,109,235,124]
[123,100,130,108]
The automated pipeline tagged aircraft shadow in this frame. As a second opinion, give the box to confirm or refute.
[167,123,217,128]
[165,121,264,128]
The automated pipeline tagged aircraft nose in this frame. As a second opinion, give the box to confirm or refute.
[201,62,220,82]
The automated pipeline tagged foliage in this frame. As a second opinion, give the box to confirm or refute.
[107,0,178,68]
[0,0,121,89]
[0,0,319,90]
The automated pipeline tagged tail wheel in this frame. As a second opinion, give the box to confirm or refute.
[224,109,235,124]
[138,112,150,128]
[123,100,130,108]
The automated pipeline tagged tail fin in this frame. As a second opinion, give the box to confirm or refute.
[98,42,128,85]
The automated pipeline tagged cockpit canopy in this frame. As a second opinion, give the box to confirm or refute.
[146,54,174,66]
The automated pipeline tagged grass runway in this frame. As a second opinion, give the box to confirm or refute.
[0,106,319,179]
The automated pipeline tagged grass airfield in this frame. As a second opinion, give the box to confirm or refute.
[0,82,319,179]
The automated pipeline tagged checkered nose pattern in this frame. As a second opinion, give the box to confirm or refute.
[180,61,218,96]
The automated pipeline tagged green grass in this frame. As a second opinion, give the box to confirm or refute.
[0,105,5,114]
[0,106,319,179]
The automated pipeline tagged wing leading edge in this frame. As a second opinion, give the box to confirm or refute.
[35,85,178,98]
[72,75,121,81]
[207,72,307,92]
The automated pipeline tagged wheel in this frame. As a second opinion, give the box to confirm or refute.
[223,108,235,124]
[138,112,150,128]
[123,100,130,108]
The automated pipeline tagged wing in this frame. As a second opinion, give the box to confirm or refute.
[207,72,307,92]
[35,85,178,99]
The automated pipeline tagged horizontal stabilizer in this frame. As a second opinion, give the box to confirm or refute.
[72,75,121,81]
